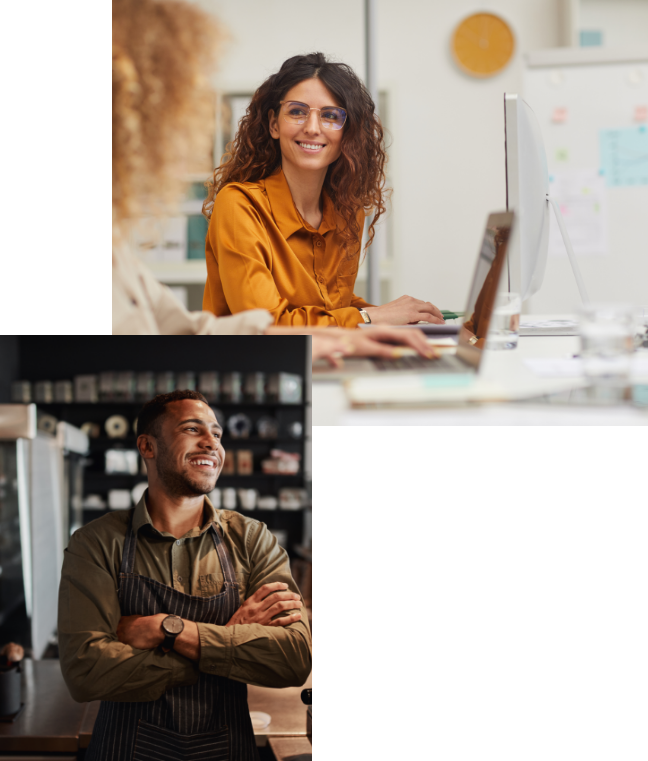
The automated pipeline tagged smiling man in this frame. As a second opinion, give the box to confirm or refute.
[58,390,311,761]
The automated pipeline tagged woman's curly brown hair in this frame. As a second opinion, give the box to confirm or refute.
[113,0,221,227]
[204,52,389,255]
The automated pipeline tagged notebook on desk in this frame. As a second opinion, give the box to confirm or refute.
[313,210,515,383]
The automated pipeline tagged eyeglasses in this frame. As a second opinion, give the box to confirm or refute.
[280,100,347,130]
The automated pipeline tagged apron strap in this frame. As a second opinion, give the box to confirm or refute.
[119,511,138,576]
[209,523,238,587]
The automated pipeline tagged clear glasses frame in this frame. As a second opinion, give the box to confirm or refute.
[279,100,347,130]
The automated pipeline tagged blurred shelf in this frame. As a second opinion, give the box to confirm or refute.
[37,402,302,409]
[84,473,302,483]
[87,436,302,446]
[292,545,312,562]
[145,260,207,285]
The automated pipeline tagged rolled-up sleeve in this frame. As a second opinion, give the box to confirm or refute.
[196,522,312,688]
[58,532,198,703]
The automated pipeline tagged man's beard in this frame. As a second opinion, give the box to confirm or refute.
[155,438,216,498]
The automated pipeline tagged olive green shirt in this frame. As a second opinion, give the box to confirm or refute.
[58,493,311,703]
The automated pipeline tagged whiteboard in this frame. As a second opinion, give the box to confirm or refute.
[522,49,648,313]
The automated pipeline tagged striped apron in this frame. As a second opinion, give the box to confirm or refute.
[86,519,258,761]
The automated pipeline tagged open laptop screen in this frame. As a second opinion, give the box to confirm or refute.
[456,211,514,368]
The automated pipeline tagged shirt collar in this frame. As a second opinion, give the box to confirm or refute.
[133,489,221,538]
[264,166,338,238]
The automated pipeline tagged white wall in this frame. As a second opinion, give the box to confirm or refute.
[580,0,648,49]
[191,0,365,91]
[377,0,561,311]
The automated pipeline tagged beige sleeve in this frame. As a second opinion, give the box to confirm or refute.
[112,248,273,336]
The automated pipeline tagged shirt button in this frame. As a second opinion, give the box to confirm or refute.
[176,540,181,546]
[316,240,322,247]
[318,276,325,283]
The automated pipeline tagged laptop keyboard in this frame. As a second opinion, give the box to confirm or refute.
[372,356,450,372]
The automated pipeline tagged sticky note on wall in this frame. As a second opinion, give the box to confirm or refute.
[634,106,648,123]
[552,107,568,124]
[600,127,648,187]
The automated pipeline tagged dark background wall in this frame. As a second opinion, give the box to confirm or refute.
[0,337,19,402]
[16,336,307,380]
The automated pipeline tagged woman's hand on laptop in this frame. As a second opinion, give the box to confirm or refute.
[310,327,437,366]
[363,295,445,325]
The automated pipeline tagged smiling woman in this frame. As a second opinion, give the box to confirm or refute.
[202,52,445,327]
[201,52,383,326]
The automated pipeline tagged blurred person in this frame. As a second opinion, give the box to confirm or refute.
[202,52,445,327]
[112,0,271,335]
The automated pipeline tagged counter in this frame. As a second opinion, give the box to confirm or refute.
[0,660,311,756]
[268,736,312,760]
[0,659,85,754]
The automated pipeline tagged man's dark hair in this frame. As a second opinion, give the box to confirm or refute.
[136,389,208,438]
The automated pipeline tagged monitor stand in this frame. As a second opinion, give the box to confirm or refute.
[520,195,590,337]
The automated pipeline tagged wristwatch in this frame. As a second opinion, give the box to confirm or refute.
[160,614,184,653]
[358,308,371,324]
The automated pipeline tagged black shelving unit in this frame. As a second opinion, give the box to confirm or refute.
[15,337,310,559]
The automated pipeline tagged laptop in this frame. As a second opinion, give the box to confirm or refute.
[312,210,515,383]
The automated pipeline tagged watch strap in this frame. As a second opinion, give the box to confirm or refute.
[162,633,177,652]
[358,308,371,324]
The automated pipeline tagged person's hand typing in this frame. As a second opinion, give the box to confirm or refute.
[363,295,445,325]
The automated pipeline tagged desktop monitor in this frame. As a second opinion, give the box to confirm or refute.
[504,93,589,307]
[503,93,549,301]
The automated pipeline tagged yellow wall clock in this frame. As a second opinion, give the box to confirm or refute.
[451,12,515,78]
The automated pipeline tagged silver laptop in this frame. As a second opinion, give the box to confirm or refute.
[312,210,515,382]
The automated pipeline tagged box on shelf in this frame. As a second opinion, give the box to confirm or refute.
[34,381,54,404]
[243,372,265,404]
[156,372,175,395]
[266,373,302,404]
[278,488,307,510]
[236,449,253,475]
[54,380,74,403]
[198,372,219,402]
[75,375,99,403]
[11,381,31,403]
[105,450,139,475]
[108,489,132,510]
[136,372,156,402]
[221,373,242,403]
[221,451,235,475]
[187,215,208,260]
[262,450,301,475]
[115,372,136,401]
[176,372,196,391]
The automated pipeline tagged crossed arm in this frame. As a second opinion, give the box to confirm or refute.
[116,582,303,661]
[58,528,311,703]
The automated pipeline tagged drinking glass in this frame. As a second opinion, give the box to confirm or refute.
[487,292,521,350]
[579,303,635,385]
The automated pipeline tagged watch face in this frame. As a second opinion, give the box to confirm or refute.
[162,615,184,635]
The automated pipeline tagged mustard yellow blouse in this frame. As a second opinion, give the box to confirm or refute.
[202,167,373,327]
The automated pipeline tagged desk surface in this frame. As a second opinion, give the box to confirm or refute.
[312,325,648,425]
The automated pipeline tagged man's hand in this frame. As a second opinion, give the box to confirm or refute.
[117,613,166,650]
[225,582,302,628]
